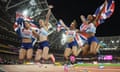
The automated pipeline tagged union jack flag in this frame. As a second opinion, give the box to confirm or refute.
[13,12,39,46]
[80,23,89,32]
[75,33,87,47]
[93,0,115,26]
[13,12,39,33]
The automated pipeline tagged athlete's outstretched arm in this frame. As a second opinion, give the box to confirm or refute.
[44,5,53,30]
[59,19,69,30]
[80,15,88,25]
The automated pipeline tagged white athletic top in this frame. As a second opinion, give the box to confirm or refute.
[66,30,76,38]
[39,27,49,36]
[85,23,96,33]
[20,28,33,39]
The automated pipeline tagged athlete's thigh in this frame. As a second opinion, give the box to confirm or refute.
[26,48,33,58]
[42,47,49,57]
[82,44,89,51]
[64,48,72,56]
[90,41,98,51]
[19,48,26,59]
[72,46,77,55]
[35,49,43,55]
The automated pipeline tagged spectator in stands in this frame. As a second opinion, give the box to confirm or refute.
[0,57,3,64]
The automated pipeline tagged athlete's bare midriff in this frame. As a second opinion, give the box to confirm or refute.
[39,34,48,42]
[22,38,32,43]
[87,33,95,38]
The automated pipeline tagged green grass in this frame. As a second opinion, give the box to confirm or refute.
[74,63,120,67]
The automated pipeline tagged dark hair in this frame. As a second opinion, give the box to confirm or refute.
[72,19,77,27]
[23,20,30,28]
[24,20,30,24]
[88,15,96,24]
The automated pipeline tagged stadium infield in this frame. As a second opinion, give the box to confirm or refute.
[0,63,120,72]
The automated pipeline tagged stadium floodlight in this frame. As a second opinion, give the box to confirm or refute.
[29,0,37,6]
[48,22,52,29]
[100,41,103,43]
[61,39,65,45]
[62,33,66,38]
[111,40,114,44]
[116,40,119,43]
[38,12,41,15]
[61,33,67,45]
[23,9,28,16]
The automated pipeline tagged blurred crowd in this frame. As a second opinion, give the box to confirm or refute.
[0,53,18,64]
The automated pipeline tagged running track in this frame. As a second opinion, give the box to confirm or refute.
[0,64,120,72]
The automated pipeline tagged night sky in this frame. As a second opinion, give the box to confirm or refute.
[47,0,120,36]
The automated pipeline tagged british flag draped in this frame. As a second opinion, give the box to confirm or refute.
[93,0,115,26]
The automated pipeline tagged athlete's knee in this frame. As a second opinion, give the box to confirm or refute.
[64,54,69,60]
[27,54,32,60]
[27,57,32,60]
[82,50,88,56]
[41,54,47,60]
[28,48,33,52]
[19,48,25,53]
[89,50,97,55]
[42,56,48,60]
[64,53,69,58]
[36,51,41,55]
[19,56,24,60]
[73,54,77,57]
[72,52,77,56]
[89,50,94,54]
[93,51,97,55]
[19,53,25,60]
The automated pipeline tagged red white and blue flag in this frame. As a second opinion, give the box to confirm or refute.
[75,33,87,47]
[13,12,39,33]
[79,23,88,32]
[13,12,39,46]
[93,0,115,26]
[13,12,25,37]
